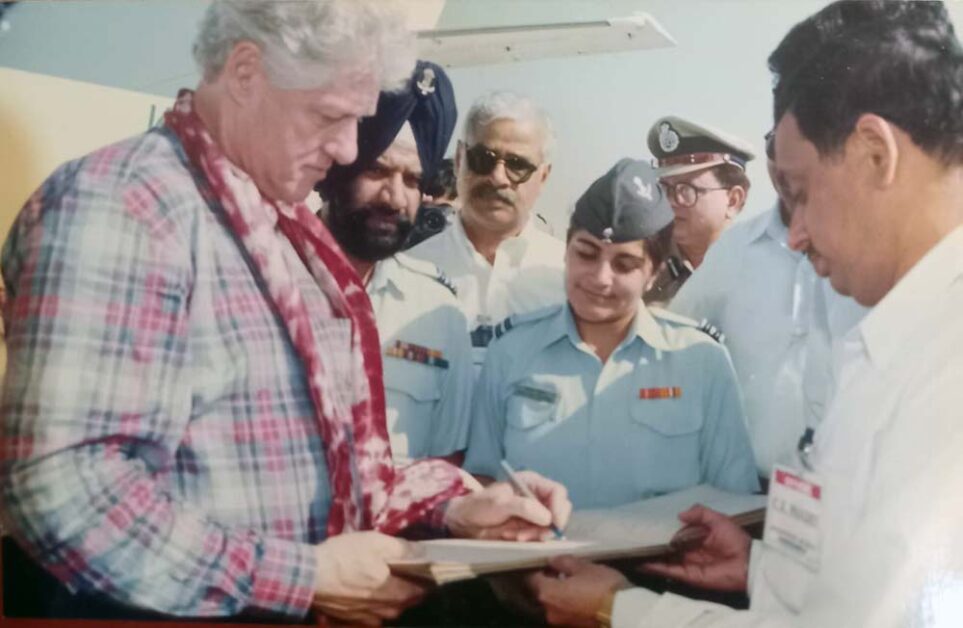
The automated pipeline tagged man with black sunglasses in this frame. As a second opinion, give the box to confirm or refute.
[643,116,755,306]
[409,90,566,372]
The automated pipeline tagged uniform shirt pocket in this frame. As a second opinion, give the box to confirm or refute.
[629,387,704,436]
[383,355,443,461]
[383,355,443,402]
[506,381,560,430]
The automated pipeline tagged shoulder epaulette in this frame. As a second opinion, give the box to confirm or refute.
[491,304,561,341]
[647,305,698,326]
[697,319,726,344]
[434,267,457,296]
[648,307,724,344]
[394,253,457,296]
[493,316,515,340]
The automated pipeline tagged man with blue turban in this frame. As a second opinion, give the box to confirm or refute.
[320,61,474,466]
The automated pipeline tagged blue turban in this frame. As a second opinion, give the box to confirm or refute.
[320,60,457,195]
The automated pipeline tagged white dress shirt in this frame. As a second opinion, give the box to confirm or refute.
[613,225,963,627]
[670,207,867,476]
[408,216,566,369]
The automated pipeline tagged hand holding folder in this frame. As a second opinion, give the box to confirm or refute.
[391,485,765,585]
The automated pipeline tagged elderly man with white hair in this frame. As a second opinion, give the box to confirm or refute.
[409,90,566,371]
[0,1,570,624]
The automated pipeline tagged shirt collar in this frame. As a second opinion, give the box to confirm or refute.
[747,205,803,259]
[631,304,673,352]
[454,213,538,266]
[366,256,401,295]
[858,225,963,369]
[551,301,673,354]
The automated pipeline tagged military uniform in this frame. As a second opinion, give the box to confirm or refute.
[463,304,759,508]
[367,253,474,464]
[644,116,757,305]
[463,159,759,509]
[642,239,694,307]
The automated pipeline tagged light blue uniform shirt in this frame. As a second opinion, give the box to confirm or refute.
[464,303,759,509]
[367,254,474,464]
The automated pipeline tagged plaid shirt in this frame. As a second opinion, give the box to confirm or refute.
[0,127,341,618]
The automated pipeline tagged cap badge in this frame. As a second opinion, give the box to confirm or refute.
[602,227,614,243]
[658,122,680,153]
[633,176,653,201]
[416,67,437,96]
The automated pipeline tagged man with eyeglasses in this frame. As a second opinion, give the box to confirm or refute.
[643,116,755,306]
[408,90,566,372]
[526,2,963,626]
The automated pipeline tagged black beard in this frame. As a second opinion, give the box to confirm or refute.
[327,197,415,262]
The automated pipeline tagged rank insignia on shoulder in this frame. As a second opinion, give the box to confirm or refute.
[514,384,558,404]
[435,268,457,296]
[386,340,449,369]
[493,316,514,340]
[639,387,682,400]
[697,319,726,344]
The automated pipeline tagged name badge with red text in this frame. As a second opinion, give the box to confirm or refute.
[763,464,823,572]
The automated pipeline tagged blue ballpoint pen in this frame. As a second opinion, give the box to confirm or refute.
[499,459,566,540]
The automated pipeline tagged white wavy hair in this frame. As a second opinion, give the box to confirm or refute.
[193,0,415,91]
[463,90,557,162]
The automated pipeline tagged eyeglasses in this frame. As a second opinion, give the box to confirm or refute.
[765,129,775,160]
[662,181,730,208]
[464,144,540,184]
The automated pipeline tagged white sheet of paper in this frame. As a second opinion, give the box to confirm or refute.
[566,484,767,543]
[397,485,766,571]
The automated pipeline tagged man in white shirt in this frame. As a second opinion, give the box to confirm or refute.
[670,149,868,480]
[526,2,963,626]
[408,91,566,370]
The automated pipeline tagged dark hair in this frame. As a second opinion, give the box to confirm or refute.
[769,0,963,166]
[710,164,751,194]
[423,157,457,200]
[564,224,674,270]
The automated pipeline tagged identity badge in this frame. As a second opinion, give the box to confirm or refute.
[763,464,824,573]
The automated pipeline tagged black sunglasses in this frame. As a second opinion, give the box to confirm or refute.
[464,144,540,184]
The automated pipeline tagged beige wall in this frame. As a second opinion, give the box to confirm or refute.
[0,68,172,380]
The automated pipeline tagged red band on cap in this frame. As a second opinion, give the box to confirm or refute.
[657,152,745,170]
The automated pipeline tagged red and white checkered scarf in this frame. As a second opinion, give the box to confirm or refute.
[165,90,466,536]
